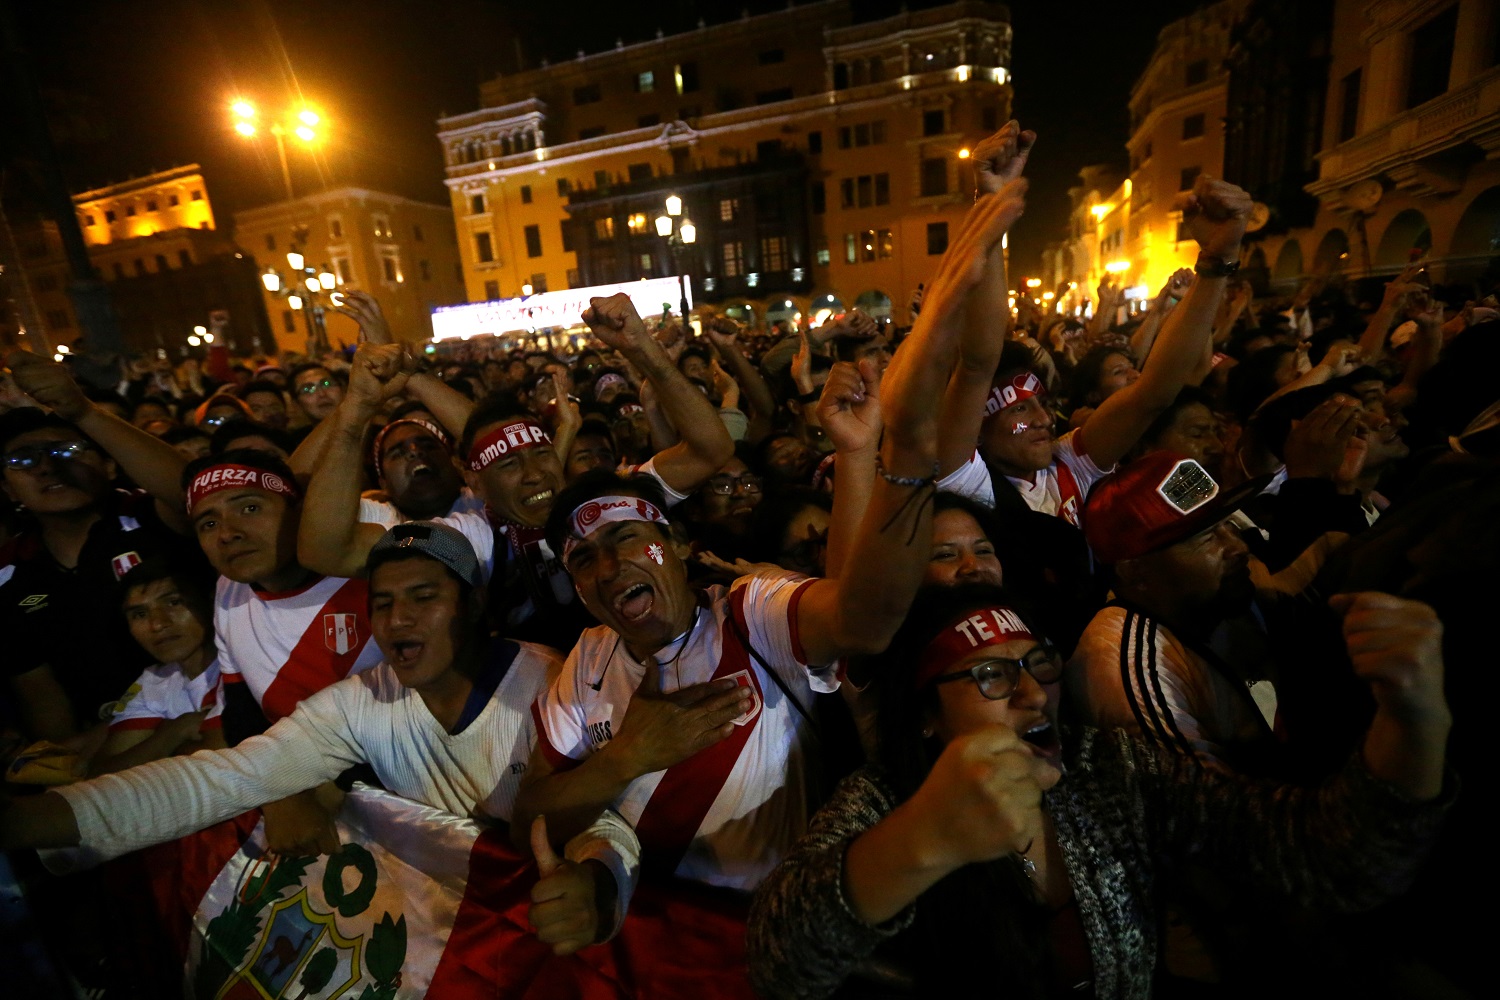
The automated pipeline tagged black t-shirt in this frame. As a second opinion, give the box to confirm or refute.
[0,490,202,729]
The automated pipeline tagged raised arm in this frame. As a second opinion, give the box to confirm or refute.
[794,188,1026,665]
[7,350,189,532]
[705,318,776,442]
[296,344,407,579]
[1080,177,1251,469]
[937,119,1034,477]
[1357,264,1423,364]
[579,294,734,491]
[1132,268,1193,363]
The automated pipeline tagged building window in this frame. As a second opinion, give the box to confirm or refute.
[635,70,655,93]
[808,130,822,154]
[722,241,745,277]
[922,109,945,136]
[168,194,180,207]
[561,221,574,252]
[525,273,546,293]
[982,107,999,132]
[146,199,158,212]
[816,247,831,266]
[857,175,873,208]
[810,181,826,214]
[264,233,276,251]
[475,231,495,263]
[756,87,793,104]
[105,210,116,223]
[335,258,352,283]
[761,236,788,272]
[1408,6,1458,108]
[860,229,877,263]
[191,190,203,201]
[926,222,949,255]
[594,217,615,241]
[628,163,652,182]
[567,268,582,288]
[1186,59,1209,86]
[675,62,699,94]
[875,173,890,205]
[382,255,399,282]
[1179,166,1201,191]
[758,48,784,65]
[833,63,849,90]
[626,213,646,235]
[840,178,855,209]
[639,252,655,273]
[178,249,192,267]
[126,204,136,217]
[845,233,857,264]
[524,225,542,258]
[470,194,485,215]
[1338,69,1362,141]
[112,261,125,279]
[855,123,871,147]
[593,169,610,187]
[839,126,854,149]
[419,259,431,281]
[329,217,343,238]
[638,113,661,128]
[920,158,948,197]
[411,224,425,242]
[579,126,607,140]
[483,280,499,300]
[574,83,601,105]
[80,213,94,227]
[1182,113,1205,140]
[719,198,739,222]
[282,310,296,333]
[373,215,392,238]
[878,229,893,259]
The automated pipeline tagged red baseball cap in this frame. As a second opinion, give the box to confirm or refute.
[1083,452,1268,564]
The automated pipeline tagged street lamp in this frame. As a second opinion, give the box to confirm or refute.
[657,195,696,320]
[230,99,326,200]
[260,249,336,353]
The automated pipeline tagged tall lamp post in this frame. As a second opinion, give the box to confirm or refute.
[261,251,338,354]
[231,100,325,201]
[654,194,696,321]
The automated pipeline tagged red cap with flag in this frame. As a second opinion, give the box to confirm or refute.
[1083,452,1269,564]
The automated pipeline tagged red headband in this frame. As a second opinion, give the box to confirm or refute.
[467,419,552,471]
[913,606,1036,691]
[984,372,1045,418]
[563,494,668,560]
[186,463,298,514]
[372,418,450,477]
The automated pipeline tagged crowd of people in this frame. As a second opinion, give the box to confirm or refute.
[0,119,1493,998]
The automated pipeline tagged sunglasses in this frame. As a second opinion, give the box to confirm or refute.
[3,440,93,471]
[297,378,337,395]
[931,645,1064,701]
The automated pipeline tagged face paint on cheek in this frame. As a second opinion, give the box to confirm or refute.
[1011,422,1031,436]
[646,542,665,566]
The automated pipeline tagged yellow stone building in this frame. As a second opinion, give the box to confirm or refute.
[437,0,1013,330]
[233,188,467,353]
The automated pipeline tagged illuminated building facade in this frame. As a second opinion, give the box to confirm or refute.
[438,0,1013,328]
[10,165,270,355]
[233,188,467,353]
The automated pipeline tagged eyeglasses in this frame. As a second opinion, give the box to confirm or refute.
[3,440,92,471]
[931,645,1064,701]
[200,414,234,429]
[707,473,762,496]
[297,378,336,395]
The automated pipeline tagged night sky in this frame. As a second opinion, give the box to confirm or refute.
[3,0,1210,273]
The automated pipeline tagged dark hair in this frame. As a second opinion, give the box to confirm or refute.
[389,399,440,423]
[0,408,88,454]
[830,334,885,363]
[131,395,175,418]
[240,379,287,402]
[288,361,335,385]
[677,344,712,370]
[1138,386,1216,452]
[870,582,1052,996]
[993,340,1043,386]
[744,486,831,567]
[1067,345,1135,409]
[458,392,530,460]
[210,419,295,456]
[118,557,212,618]
[545,467,670,557]
[181,447,298,496]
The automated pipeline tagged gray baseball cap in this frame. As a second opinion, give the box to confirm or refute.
[367,521,484,589]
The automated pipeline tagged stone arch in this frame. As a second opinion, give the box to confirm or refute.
[1450,185,1500,260]
[1313,228,1351,272]
[765,298,798,326]
[1374,209,1432,269]
[853,289,893,320]
[1273,239,1303,283]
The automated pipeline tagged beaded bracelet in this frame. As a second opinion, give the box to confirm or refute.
[875,454,940,488]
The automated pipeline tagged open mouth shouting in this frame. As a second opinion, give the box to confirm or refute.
[613,582,655,624]
[390,639,425,667]
[1020,720,1061,759]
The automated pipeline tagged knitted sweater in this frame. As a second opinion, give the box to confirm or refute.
[747,727,1451,1000]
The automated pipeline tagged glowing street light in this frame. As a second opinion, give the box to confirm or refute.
[298,109,319,126]
[287,294,304,310]
[1025,278,1042,288]
[1105,260,1131,273]
[56,343,70,354]
[1091,204,1113,219]
[957,148,971,159]
[262,271,282,292]
[294,125,316,142]
[521,283,534,296]
[231,100,255,119]
[304,276,321,292]
[234,120,257,137]
[318,272,337,289]
[664,194,683,217]
[231,99,326,199]
[193,325,207,336]
[286,251,305,271]
[186,335,202,347]
[654,215,673,237]
[679,220,696,244]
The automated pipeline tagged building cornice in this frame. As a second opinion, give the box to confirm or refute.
[72,165,206,205]
[233,187,452,223]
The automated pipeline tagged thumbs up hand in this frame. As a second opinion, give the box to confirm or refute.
[527,815,602,955]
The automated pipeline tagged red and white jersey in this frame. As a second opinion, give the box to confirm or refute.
[107,659,224,732]
[532,573,838,891]
[939,430,1112,527]
[215,575,382,723]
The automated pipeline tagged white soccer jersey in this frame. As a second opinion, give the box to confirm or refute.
[356,487,486,528]
[938,430,1113,527]
[107,659,224,732]
[215,574,383,723]
[532,573,838,891]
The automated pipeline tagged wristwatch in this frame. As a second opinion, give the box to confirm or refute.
[1194,254,1240,279]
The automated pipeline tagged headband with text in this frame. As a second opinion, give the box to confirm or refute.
[187,463,298,515]
[563,494,669,560]
[913,605,1037,691]
[984,372,1045,418]
[467,419,552,472]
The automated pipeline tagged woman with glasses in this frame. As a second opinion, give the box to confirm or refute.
[747,582,1453,999]
[681,450,765,565]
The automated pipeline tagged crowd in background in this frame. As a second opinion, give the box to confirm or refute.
[0,120,1493,999]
